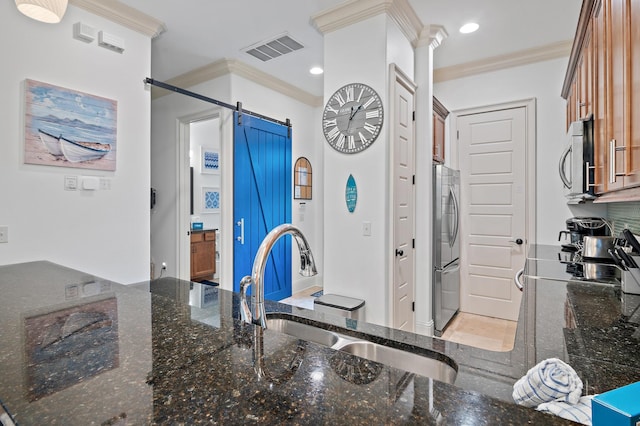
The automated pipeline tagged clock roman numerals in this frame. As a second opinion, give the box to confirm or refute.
[358,132,368,145]
[323,118,337,128]
[334,92,346,107]
[326,126,340,142]
[363,122,378,135]
[365,109,380,119]
[345,86,354,102]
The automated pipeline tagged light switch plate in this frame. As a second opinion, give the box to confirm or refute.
[0,226,8,243]
[363,221,372,236]
[64,175,78,190]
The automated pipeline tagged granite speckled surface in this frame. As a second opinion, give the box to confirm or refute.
[0,253,638,425]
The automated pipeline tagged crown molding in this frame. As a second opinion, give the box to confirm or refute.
[151,59,322,107]
[311,0,423,46]
[416,24,448,49]
[433,40,573,83]
[69,0,166,38]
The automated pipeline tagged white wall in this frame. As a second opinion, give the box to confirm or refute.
[434,57,604,245]
[0,4,151,283]
[322,14,414,326]
[150,73,322,293]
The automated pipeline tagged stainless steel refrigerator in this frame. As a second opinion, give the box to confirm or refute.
[433,164,461,336]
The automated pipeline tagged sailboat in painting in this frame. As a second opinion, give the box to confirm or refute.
[59,136,111,163]
[38,129,63,157]
[38,129,111,162]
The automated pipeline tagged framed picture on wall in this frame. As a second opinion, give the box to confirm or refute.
[202,187,220,213]
[201,147,220,174]
[24,79,117,171]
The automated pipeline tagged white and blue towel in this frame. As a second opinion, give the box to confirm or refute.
[537,395,594,426]
[512,358,583,407]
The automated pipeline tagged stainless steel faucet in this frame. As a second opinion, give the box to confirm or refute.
[240,224,317,328]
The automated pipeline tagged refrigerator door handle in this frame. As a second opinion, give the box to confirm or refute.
[438,260,460,274]
[449,187,460,248]
[514,268,524,291]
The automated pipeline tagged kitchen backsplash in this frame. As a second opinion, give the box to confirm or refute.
[608,202,640,236]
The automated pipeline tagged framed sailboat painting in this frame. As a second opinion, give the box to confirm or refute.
[23,79,117,171]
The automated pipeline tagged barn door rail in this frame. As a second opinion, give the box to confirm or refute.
[144,77,291,131]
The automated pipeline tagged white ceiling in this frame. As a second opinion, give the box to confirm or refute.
[120,0,582,97]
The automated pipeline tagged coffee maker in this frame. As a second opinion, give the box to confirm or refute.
[559,217,610,251]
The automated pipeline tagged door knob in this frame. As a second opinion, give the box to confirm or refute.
[510,238,523,245]
[395,249,404,257]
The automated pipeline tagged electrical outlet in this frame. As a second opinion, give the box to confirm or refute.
[0,226,8,243]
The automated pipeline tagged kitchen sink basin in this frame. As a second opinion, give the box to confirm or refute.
[266,317,341,348]
[335,340,457,383]
[265,315,457,384]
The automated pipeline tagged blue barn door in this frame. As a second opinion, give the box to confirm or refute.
[233,112,292,301]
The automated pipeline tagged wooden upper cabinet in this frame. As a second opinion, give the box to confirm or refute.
[606,0,627,191]
[593,0,607,193]
[433,97,449,164]
[626,0,640,187]
[563,0,640,196]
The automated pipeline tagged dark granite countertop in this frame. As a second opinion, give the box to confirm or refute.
[1,254,638,425]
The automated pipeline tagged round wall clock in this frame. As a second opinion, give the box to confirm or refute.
[322,83,383,154]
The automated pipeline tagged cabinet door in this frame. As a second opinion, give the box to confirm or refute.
[626,0,640,187]
[566,82,577,131]
[605,0,628,191]
[593,0,607,193]
[190,231,215,281]
[578,27,594,119]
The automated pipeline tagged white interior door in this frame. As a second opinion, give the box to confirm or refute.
[392,68,416,331]
[457,105,529,321]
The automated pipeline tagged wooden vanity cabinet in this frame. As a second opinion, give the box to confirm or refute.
[190,230,216,282]
[433,97,449,164]
[563,0,640,196]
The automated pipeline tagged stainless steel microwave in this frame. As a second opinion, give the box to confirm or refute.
[559,116,596,203]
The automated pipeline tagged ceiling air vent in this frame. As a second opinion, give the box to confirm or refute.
[243,33,304,62]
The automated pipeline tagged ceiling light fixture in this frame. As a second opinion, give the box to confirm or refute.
[459,22,479,34]
[309,67,324,75]
[15,0,68,23]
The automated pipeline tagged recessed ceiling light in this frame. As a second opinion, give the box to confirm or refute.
[310,66,324,75]
[459,22,479,34]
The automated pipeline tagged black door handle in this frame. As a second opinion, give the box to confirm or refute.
[510,238,523,245]
[395,249,404,257]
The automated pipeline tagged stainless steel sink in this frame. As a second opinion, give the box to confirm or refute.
[334,340,457,384]
[266,317,341,348]
[265,316,457,384]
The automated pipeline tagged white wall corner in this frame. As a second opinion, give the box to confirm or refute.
[70,0,166,38]
[415,319,434,337]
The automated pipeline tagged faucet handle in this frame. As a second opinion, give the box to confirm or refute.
[239,276,253,324]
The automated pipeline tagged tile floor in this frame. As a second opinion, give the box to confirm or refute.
[440,312,517,352]
[279,287,517,352]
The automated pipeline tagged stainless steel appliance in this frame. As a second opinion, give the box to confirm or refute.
[433,164,461,336]
[559,116,595,203]
[558,216,610,252]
